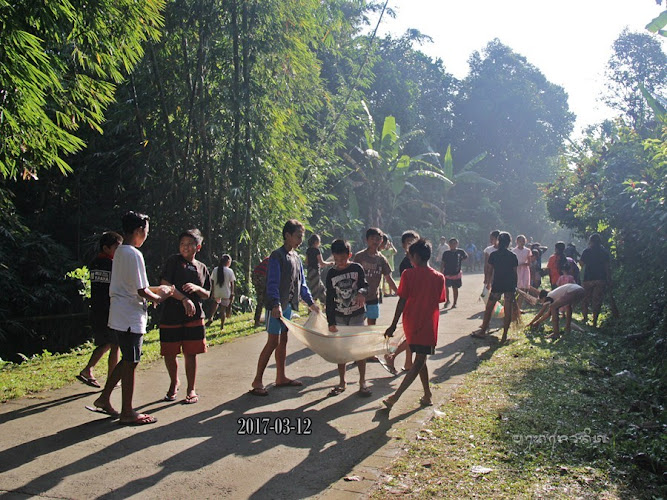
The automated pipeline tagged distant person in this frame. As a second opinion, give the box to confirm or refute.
[305,234,332,303]
[207,254,235,331]
[528,283,586,339]
[530,248,542,289]
[398,230,420,276]
[77,231,123,389]
[580,233,611,327]
[251,256,270,327]
[434,237,450,267]
[511,235,532,311]
[325,239,370,397]
[250,220,319,396]
[556,262,576,287]
[383,239,446,410]
[464,242,477,271]
[564,242,581,263]
[91,211,172,425]
[159,229,211,404]
[483,230,500,290]
[380,234,397,296]
[353,227,397,326]
[441,238,468,309]
[546,242,567,289]
[473,232,518,343]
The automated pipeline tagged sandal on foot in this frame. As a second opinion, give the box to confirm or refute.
[76,374,101,388]
[470,330,488,339]
[248,387,269,397]
[119,414,157,426]
[183,394,199,404]
[378,355,397,376]
[163,392,178,402]
[275,379,303,387]
[328,386,346,397]
[85,405,119,417]
[358,386,372,397]
[419,397,433,407]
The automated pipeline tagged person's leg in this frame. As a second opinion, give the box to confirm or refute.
[592,281,605,327]
[252,334,280,390]
[549,305,560,339]
[119,360,139,419]
[336,363,346,389]
[565,305,573,334]
[403,346,413,370]
[444,284,450,307]
[418,361,431,404]
[452,287,459,307]
[80,343,111,380]
[93,359,124,413]
[163,354,179,398]
[274,330,289,384]
[384,353,427,406]
[184,353,197,399]
[476,297,497,335]
[367,318,376,325]
[501,293,513,341]
[357,359,368,392]
[582,281,592,322]
[253,303,263,327]
[107,344,120,380]
[206,301,219,326]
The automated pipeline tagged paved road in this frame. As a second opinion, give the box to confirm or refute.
[0,272,506,499]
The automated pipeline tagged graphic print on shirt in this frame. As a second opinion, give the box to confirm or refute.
[90,269,111,285]
[331,271,361,315]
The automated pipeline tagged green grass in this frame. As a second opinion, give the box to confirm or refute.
[373,316,666,499]
[0,312,262,402]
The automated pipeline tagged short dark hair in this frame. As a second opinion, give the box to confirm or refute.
[366,227,383,239]
[490,230,500,239]
[331,239,351,255]
[448,238,458,245]
[497,232,511,249]
[589,233,602,247]
[539,290,549,300]
[99,231,123,251]
[555,241,566,253]
[408,238,431,262]
[401,230,419,245]
[121,211,149,235]
[283,219,305,239]
[308,234,320,247]
[179,228,203,246]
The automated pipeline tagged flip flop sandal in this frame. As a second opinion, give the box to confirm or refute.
[163,392,178,402]
[85,405,120,417]
[378,356,398,376]
[183,395,199,404]
[419,397,433,407]
[76,374,101,388]
[275,379,303,387]
[358,386,372,397]
[248,387,269,397]
[328,386,346,397]
[119,414,157,426]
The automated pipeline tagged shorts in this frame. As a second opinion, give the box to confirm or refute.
[334,314,365,327]
[409,344,435,355]
[93,326,117,346]
[114,329,143,363]
[266,305,292,335]
[445,278,462,289]
[160,322,207,356]
[365,303,380,320]
[489,290,515,303]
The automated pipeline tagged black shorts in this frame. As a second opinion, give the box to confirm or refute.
[114,329,144,364]
[93,326,117,347]
[445,278,462,289]
[409,344,435,355]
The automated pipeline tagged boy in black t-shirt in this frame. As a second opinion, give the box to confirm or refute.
[159,229,211,404]
[472,232,518,342]
[325,239,370,397]
[441,238,468,309]
[77,231,123,388]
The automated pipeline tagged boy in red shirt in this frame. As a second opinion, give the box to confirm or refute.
[383,239,446,409]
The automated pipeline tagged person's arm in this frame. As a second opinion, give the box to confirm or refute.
[182,282,210,299]
[299,260,319,313]
[528,302,551,327]
[483,251,491,285]
[161,278,197,316]
[384,297,406,337]
[325,272,336,328]
[318,252,333,267]
[139,285,173,304]
[382,257,398,294]
[461,250,468,261]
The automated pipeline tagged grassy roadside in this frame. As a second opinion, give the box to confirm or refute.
[373,319,666,498]
[0,313,261,402]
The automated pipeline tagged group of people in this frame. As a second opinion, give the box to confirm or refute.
[79,212,236,425]
[78,212,612,424]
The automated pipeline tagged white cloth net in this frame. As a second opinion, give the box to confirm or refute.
[282,312,404,364]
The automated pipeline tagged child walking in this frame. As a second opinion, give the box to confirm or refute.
[383,239,446,409]
[91,211,172,425]
[207,254,236,330]
[77,231,123,388]
[473,232,518,342]
[250,220,320,396]
[441,238,468,309]
[325,239,370,397]
[159,229,211,404]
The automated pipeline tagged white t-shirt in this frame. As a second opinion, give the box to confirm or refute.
[435,243,450,262]
[108,245,150,334]
[547,283,584,302]
[211,266,236,299]
[484,245,497,256]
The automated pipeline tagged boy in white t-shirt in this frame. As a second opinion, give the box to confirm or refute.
[90,211,172,425]
[528,283,585,340]
[207,254,236,330]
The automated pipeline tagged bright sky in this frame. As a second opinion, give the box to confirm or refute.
[379,0,666,134]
